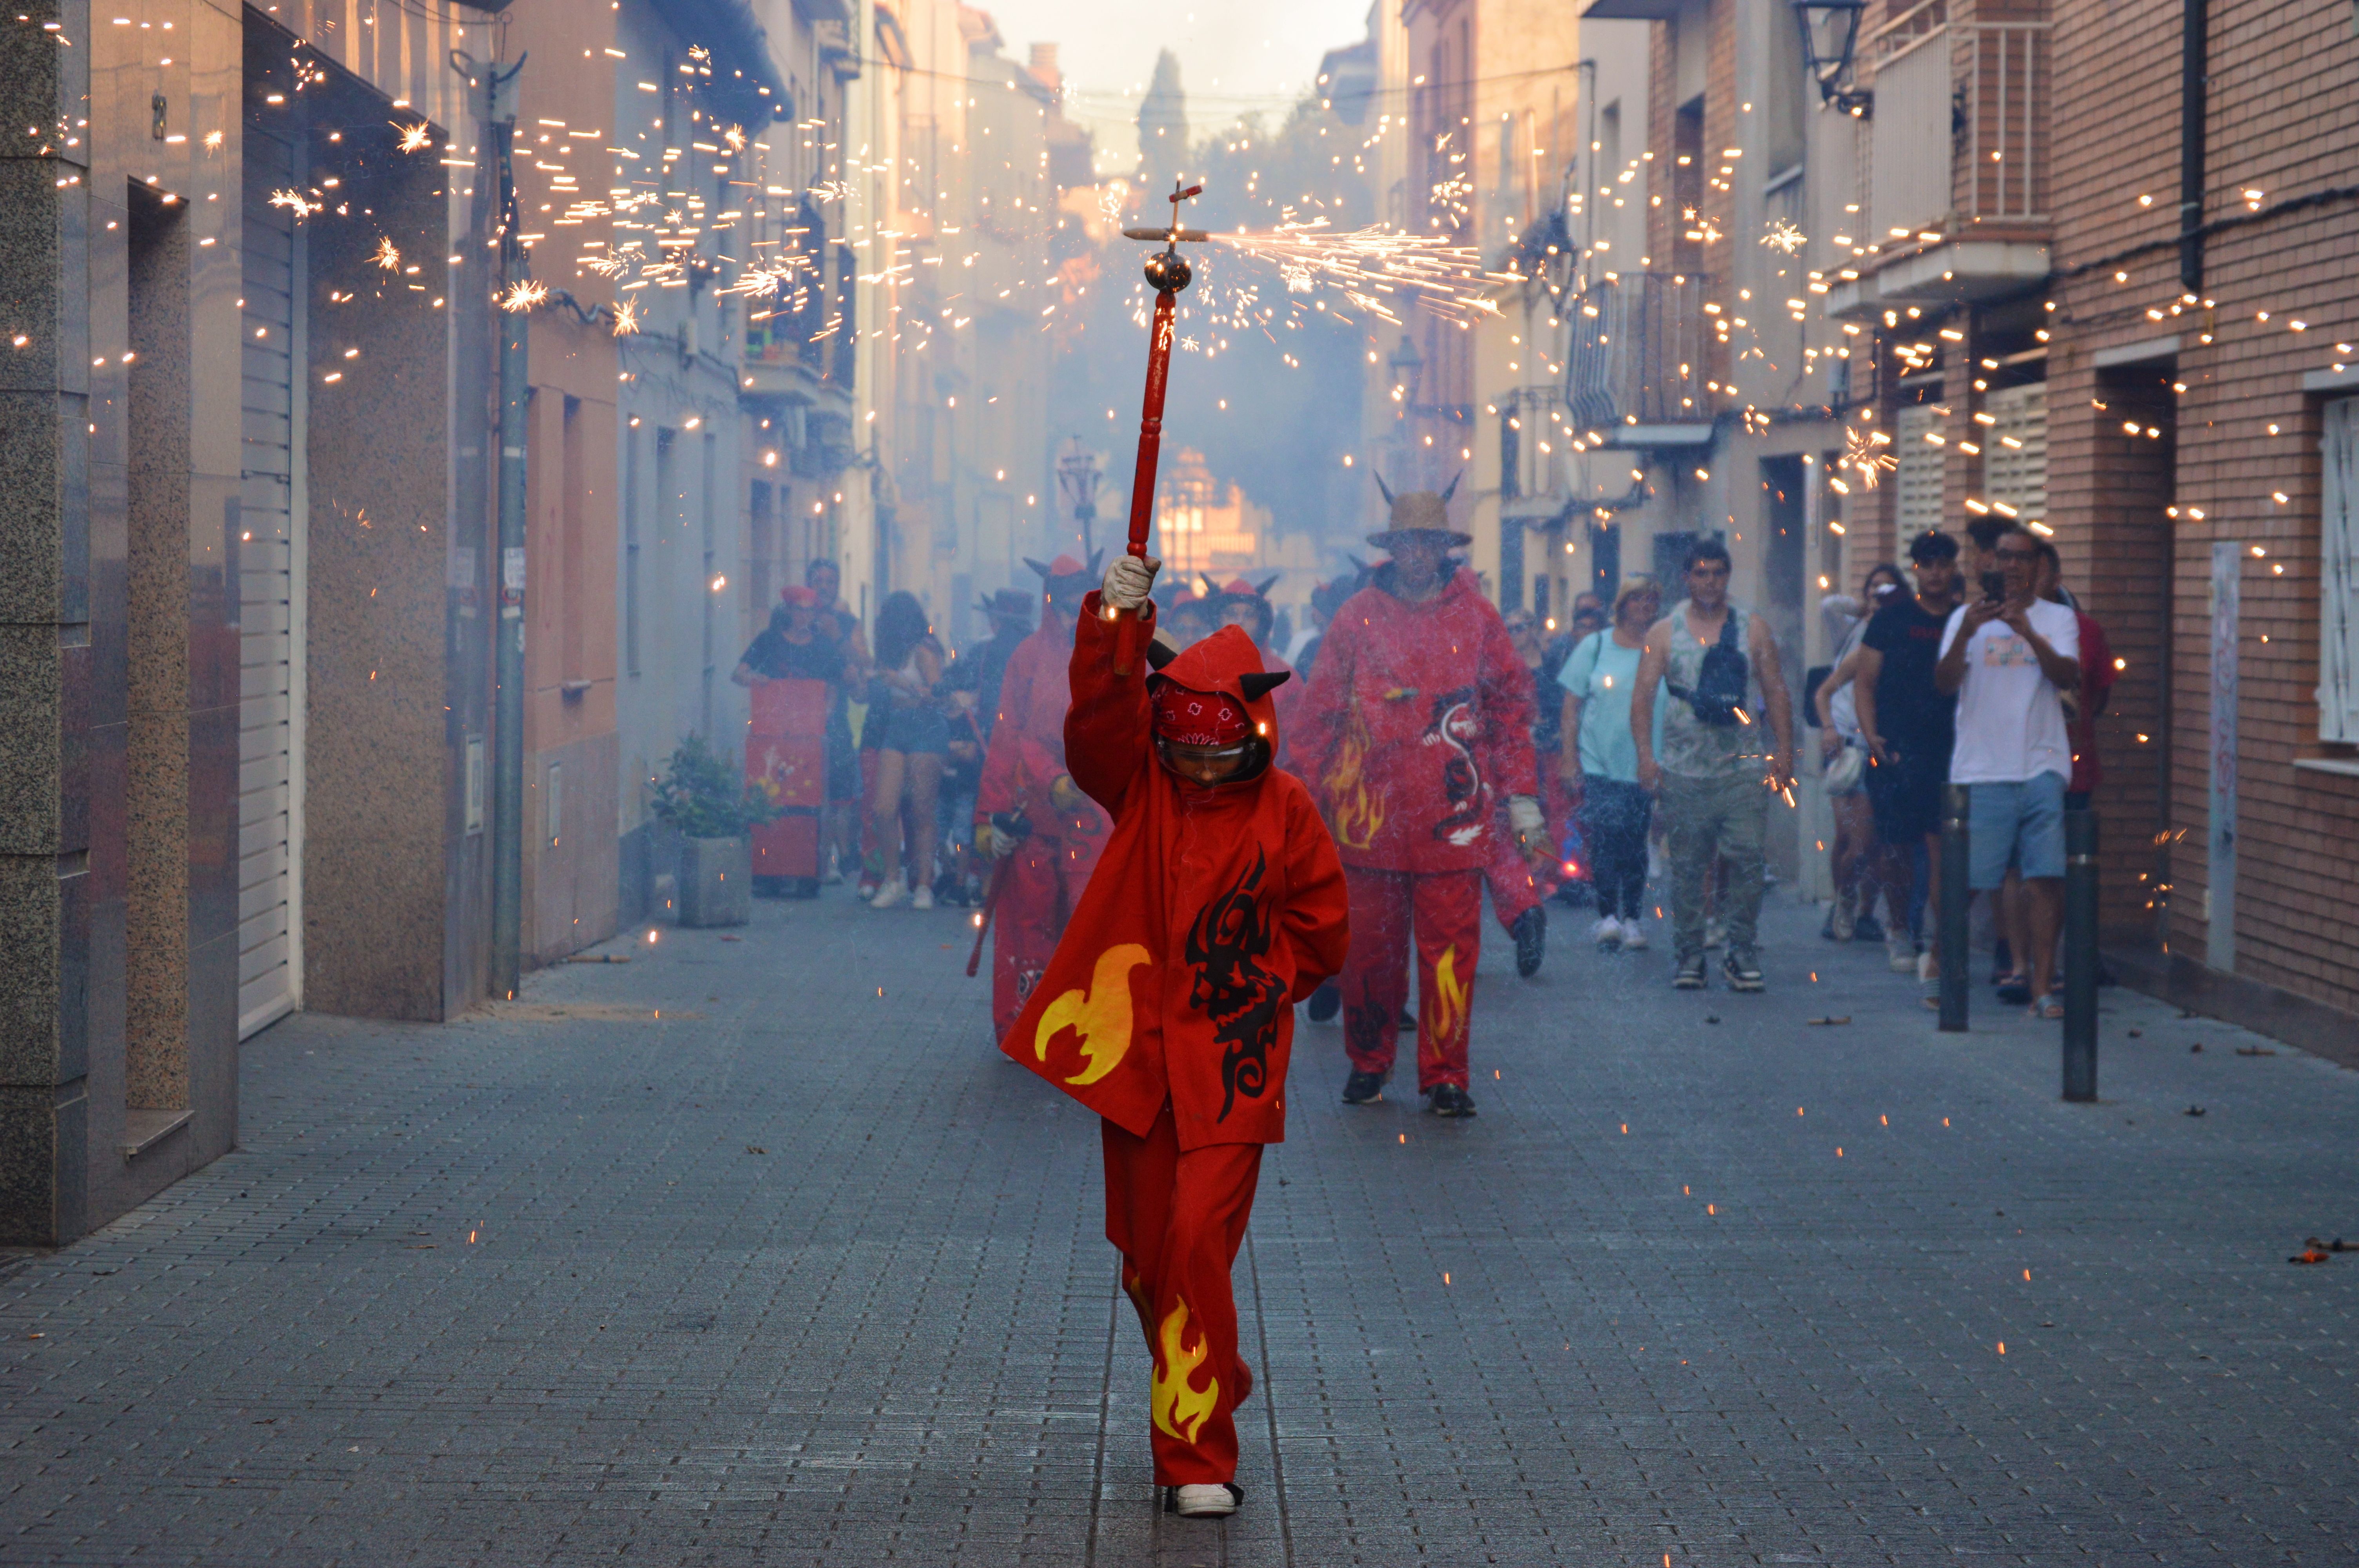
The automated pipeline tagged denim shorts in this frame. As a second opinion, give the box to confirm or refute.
[1967,774,2066,889]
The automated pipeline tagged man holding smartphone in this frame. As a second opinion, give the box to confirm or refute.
[1934,524,2082,1019]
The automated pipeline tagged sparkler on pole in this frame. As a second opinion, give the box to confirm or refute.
[1111,180,1207,673]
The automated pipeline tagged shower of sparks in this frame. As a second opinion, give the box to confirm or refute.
[203,129,224,152]
[394,120,432,154]
[269,189,323,219]
[1761,218,1807,254]
[1209,220,1509,325]
[502,279,549,313]
[373,236,402,272]
[612,299,640,336]
[1841,425,1896,488]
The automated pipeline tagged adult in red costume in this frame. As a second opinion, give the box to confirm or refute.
[1297,479,1544,1116]
[975,553,1112,1041]
[1003,553,1348,1521]
[1212,573,1302,769]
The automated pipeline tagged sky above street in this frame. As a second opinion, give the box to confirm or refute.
[977,0,1374,159]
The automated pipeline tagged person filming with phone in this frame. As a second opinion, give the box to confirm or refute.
[1933,524,2081,1020]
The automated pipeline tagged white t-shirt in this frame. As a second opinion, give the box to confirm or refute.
[1938,599,2081,784]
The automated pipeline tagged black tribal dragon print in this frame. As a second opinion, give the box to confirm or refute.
[1185,848,1287,1121]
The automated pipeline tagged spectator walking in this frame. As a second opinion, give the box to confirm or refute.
[863,592,949,910]
[1812,563,1906,946]
[1934,526,2082,1019]
[1630,540,1796,991]
[1854,532,1963,987]
[1558,578,1664,951]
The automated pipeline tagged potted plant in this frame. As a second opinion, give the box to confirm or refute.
[649,735,778,928]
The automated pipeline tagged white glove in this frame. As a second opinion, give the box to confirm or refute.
[976,822,1018,860]
[1507,795,1545,836]
[1102,552,1160,612]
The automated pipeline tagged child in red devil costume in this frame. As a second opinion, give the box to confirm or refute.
[1298,479,1544,1116]
[975,554,1114,1042]
[1002,552,1348,1520]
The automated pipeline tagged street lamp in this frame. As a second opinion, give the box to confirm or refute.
[1792,0,1872,118]
[1387,331,1426,414]
[1056,437,1102,556]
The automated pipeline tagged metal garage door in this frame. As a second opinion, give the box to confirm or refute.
[237,119,305,1038]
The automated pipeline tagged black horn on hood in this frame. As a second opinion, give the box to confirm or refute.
[1373,472,1395,506]
[1439,468,1463,503]
[1238,670,1292,700]
[1023,557,1053,581]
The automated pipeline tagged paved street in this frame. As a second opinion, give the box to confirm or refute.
[1,884,2354,1566]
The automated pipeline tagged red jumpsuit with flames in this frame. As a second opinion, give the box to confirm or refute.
[1002,605,1348,1488]
[1298,564,1538,1092]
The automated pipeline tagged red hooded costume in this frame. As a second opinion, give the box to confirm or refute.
[976,555,1114,1039]
[1003,600,1348,1488]
[1298,560,1538,1093]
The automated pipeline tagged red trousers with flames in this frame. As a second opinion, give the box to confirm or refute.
[1339,866,1481,1092]
[1101,1103,1263,1486]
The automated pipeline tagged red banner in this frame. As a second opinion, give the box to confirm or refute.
[748,678,828,887]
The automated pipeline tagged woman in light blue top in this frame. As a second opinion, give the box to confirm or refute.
[1557,578,1664,949]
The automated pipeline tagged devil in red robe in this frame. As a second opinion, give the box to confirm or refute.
[1211,573,1303,770]
[1003,556,1347,1518]
[1296,479,1543,1116]
[975,552,1112,1041]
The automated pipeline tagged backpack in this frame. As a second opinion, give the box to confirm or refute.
[1668,608,1748,728]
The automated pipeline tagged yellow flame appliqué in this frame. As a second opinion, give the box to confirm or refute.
[1152,1297,1219,1446]
[1423,944,1469,1064]
[1034,943,1150,1085]
[1321,709,1385,851]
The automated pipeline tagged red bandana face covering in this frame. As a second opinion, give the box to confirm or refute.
[1152,683,1251,747]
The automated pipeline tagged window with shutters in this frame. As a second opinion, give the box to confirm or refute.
[1895,403,1943,543]
[1983,382,2048,528]
[2321,396,2359,742]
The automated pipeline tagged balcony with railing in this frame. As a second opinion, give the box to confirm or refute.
[1565,272,1714,446]
[1825,1,2052,318]
[742,199,852,403]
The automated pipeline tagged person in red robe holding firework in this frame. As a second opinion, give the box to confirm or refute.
[974,552,1113,1042]
[1003,551,1348,1521]
[1298,478,1544,1116]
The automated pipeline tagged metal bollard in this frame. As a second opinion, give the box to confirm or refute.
[1937,784,1970,1033]
[2062,808,2099,1101]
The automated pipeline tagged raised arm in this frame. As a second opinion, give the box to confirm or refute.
[1063,595,1153,816]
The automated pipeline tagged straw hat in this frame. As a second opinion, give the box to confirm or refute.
[1365,471,1472,548]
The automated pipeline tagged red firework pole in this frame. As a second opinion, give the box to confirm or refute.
[1113,180,1206,673]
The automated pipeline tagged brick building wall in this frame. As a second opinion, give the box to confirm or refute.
[2049,0,2359,1016]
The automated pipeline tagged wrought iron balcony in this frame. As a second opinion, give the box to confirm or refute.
[1825,3,2050,317]
[1564,272,1713,442]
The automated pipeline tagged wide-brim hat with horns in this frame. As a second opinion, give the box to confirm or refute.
[1365,471,1472,549]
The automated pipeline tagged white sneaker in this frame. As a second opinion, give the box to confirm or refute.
[910,884,934,911]
[869,877,908,909]
[1172,1483,1240,1518]
[1619,916,1649,951]
[1705,918,1727,950]
[1590,916,1623,951]
[1886,927,1916,973]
